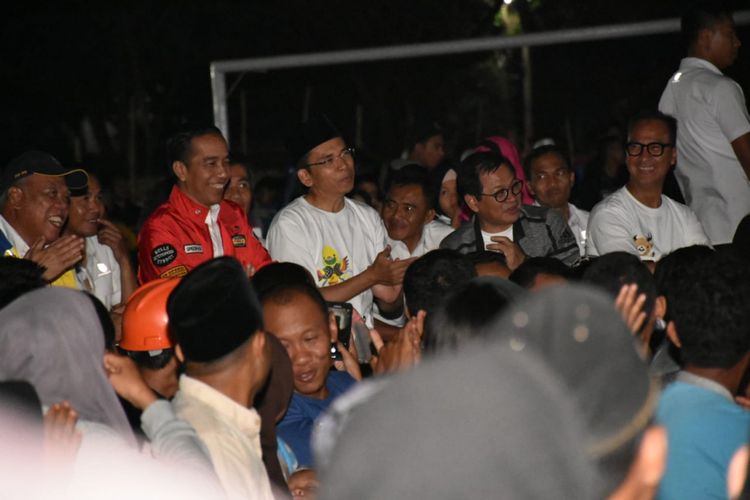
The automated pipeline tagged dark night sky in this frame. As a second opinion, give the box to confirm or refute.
[1,0,747,180]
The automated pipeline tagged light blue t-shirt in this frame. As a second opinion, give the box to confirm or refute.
[656,375,750,499]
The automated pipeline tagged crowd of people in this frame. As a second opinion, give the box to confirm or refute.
[0,2,749,499]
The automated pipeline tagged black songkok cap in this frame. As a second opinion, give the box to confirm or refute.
[167,257,262,363]
[286,114,341,167]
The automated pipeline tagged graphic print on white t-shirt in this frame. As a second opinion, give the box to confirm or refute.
[316,245,351,286]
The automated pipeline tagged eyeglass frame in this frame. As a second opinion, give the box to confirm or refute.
[477,179,524,203]
[625,142,674,157]
[306,147,356,168]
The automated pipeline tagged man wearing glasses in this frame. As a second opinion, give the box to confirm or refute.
[439,150,579,271]
[266,115,413,327]
[586,111,709,262]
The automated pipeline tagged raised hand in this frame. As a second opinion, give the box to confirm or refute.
[25,235,84,282]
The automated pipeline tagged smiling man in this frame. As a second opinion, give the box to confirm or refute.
[439,151,579,271]
[0,151,87,286]
[587,111,709,262]
[382,164,453,259]
[138,126,271,283]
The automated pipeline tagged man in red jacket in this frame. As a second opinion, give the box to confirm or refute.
[138,126,271,283]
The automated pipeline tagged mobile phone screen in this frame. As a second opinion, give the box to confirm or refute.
[327,301,353,351]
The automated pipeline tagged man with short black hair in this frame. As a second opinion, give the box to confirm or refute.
[168,257,274,500]
[440,151,579,270]
[525,145,589,256]
[587,112,709,261]
[0,151,87,287]
[267,115,412,326]
[138,126,270,283]
[655,252,750,499]
[382,164,453,259]
[659,2,749,244]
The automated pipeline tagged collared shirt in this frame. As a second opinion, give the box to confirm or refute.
[387,220,454,260]
[659,57,750,244]
[138,186,271,283]
[532,201,589,256]
[675,371,733,403]
[75,236,121,310]
[172,375,274,500]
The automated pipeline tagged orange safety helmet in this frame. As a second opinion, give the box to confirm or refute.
[120,278,181,352]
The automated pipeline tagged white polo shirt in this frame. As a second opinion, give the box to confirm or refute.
[659,57,750,245]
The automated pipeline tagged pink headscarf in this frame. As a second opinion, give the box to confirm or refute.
[475,136,534,205]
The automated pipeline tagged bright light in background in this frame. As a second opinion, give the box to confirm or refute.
[503,0,513,4]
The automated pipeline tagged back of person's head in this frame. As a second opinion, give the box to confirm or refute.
[0,258,46,310]
[403,249,477,317]
[467,250,510,279]
[168,257,263,365]
[120,278,180,370]
[509,257,571,290]
[252,261,316,302]
[456,151,514,199]
[319,344,596,499]
[582,252,657,320]
[523,144,570,180]
[479,284,658,497]
[627,110,677,145]
[682,1,733,49]
[386,164,435,209]
[165,125,223,169]
[668,252,750,369]
[654,245,714,322]
[408,120,443,151]
[424,276,523,355]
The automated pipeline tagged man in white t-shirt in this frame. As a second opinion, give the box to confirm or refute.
[587,112,709,262]
[381,164,453,260]
[524,144,589,256]
[266,115,413,326]
[658,2,750,244]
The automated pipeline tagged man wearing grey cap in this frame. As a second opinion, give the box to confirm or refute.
[0,151,87,287]
[266,115,413,329]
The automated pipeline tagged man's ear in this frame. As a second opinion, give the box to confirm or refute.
[464,194,479,214]
[328,311,339,344]
[526,180,536,197]
[172,161,188,183]
[666,320,681,348]
[174,344,185,364]
[424,207,436,224]
[569,170,576,187]
[250,329,267,358]
[7,186,23,208]
[297,168,314,189]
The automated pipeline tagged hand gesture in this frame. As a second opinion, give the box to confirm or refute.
[330,313,361,381]
[370,310,424,375]
[103,352,157,410]
[25,235,84,282]
[615,283,648,336]
[368,246,416,286]
[96,219,129,262]
[487,236,526,271]
[44,400,82,465]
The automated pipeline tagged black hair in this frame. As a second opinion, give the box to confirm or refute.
[424,277,520,355]
[403,249,476,317]
[408,120,443,151]
[668,252,750,368]
[627,111,677,146]
[386,164,435,209]
[457,151,515,200]
[509,257,571,289]
[581,252,657,320]
[122,348,176,370]
[252,262,316,302]
[260,281,328,319]
[682,1,733,49]
[467,250,508,267]
[165,125,224,169]
[523,145,571,181]
[0,258,46,309]
[84,292,116,351]
[228,151,255,186]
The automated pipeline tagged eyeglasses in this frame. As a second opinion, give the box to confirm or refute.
[479,179,523,203]
[306,147,355,168]
[625,142,673,157]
